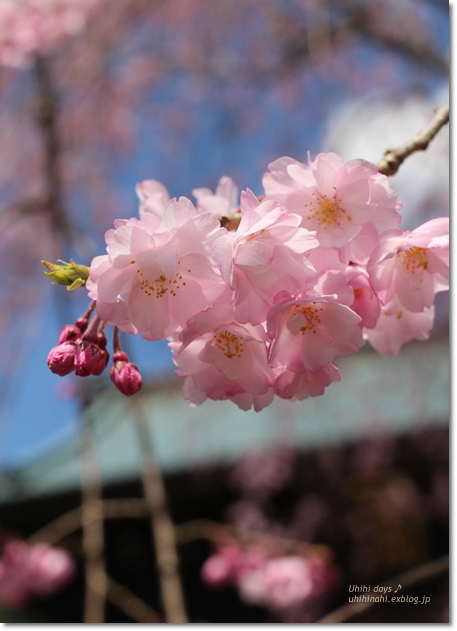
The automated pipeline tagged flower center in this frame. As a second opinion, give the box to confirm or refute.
[304,193,350,229]
[290,303,323,334]
[212,330,245,359]
[397,246,429,273]
[132,260,190,298]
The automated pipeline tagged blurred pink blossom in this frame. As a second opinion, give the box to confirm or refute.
[0,540,75,609]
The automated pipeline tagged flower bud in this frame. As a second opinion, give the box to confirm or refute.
[41,259,89,291]
[47,342,77,376]
[74,341,108,377]
[58,324,83,344]
[110,354,143,396]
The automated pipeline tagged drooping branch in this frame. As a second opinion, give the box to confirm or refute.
[79,399,107,624]
[376,104,449,176]
[175,519,332,561]
[132,401,188,623]
[34,55,73,244]
[317,555,449,623]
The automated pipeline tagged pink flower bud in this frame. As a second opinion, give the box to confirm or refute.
[58,324,83,344]
[47,342,77,376]
[91,348,110,376]
[110,353,143,396]
[74,341,107,377]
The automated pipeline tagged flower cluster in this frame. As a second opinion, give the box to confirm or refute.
[45,153,449,411]
[201,543,338,614]
[0,540,75,609]
[47,152,449,411]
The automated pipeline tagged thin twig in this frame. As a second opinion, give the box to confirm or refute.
[132,400,188,623]
[79,399,107,623]
[175,519,332,561]
[376,104,449,176]
[27,498,150,547]
[106,576,162,623]
[317,555,449,623]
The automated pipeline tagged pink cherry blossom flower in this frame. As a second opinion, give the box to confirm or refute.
[86,196,227,340]
[345,264,381,329]
[211,189,319,324]
[136,179,171,219]
[192,175,239,216]
[274,363,341,401]
[0,540,75,609]
[170,302,275,411]
[267,294,363,374]
[238,555,338,612]
[27,544,76,596]
[262,152,401,261]
[201,544,266,588]
[367,217,449,313]
[364,297,435,356]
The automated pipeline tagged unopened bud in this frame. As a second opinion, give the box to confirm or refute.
[47,342,77,376]
[42,259,89,291]
[74,341,108,377]
[58,324,83,344]
[110,356,143,396]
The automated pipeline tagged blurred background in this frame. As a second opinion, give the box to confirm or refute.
[0,0,449,623]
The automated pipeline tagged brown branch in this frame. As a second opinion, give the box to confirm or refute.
[34,55,73,243]
[317,555,449,623]
[79,405,107,624]
[132,401,188,623]
[175,519,332,562]
[377,105,449,176]
[106,576,162,623]
[27,498,150,547]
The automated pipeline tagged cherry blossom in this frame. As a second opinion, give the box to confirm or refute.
[273,363,341,401]
[86,196,227,340]
[202,543,338,615]
[262,152,401,260]
[364,297,435,357]
[170,302,275,411]
[367,217,449,313]
[211,189,319,324]
[0,540,75,609]
[267,294,363,374]
[192,175,239,216]
[44,149,449,411]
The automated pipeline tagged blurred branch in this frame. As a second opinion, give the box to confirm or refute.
[175,519,332,562]
[132,401,188,623]
[377,105,449,176]
[79,403,107,624]
[106,576,161,623]
[317,555,449,623]
[34,55,72,244]
[27,498,150,546]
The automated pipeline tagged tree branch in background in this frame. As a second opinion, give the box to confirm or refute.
[106,576,161,623]
[27,498,150,546]
[79,395,107,624]
[175,519,332,562]
[132,401,188,623]
[377,105,449,176]
[34,55,72,244]
[317,555,449,623]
